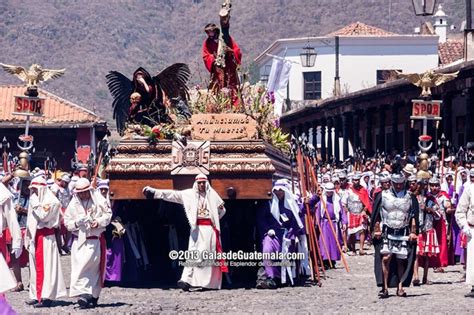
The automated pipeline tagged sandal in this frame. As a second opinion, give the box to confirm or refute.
[422,279,433,285]
[378,289,389,299]
[11,283,24,292]
[396,289,407,297]
[412,279,420,286]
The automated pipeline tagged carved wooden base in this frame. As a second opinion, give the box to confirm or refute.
[106,139,289,200]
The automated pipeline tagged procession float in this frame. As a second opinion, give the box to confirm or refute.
[105,89,290,201]
[105,2,290,202]
[100,1,294,285]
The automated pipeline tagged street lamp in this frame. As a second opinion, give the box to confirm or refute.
[300,42,317,67]
[411,0,437,16]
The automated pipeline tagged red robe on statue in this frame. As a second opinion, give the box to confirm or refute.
[202,36,242,95]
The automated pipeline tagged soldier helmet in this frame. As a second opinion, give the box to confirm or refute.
[391,174,405,184]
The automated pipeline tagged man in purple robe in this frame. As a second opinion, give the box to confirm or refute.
[100,180,125,284]
[315,182,347,268]
[256,179,304,288]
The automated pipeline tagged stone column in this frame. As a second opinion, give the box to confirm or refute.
[334,116,341,162]
[327,118,333,161]
[320,120,327,162]
[342,113,351,160]
[304,122,312,143]
[312,120,319,155]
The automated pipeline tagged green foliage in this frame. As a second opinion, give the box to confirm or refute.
[190,83,290,152]
[141,124,175,145]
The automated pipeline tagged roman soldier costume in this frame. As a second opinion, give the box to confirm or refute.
[372,174,419,297]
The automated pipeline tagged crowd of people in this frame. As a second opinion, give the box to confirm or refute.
[0,165,112,310]
[1,151,474,312]
[254,154,474,299]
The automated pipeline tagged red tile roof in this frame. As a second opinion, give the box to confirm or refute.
[327,22,397,36]
[0,85,104,127]
[438,40,464,65]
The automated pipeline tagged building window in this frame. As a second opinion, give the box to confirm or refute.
[376,70,401,85]
[303,71,321,100]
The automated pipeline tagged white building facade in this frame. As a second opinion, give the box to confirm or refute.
[255,23,440,107]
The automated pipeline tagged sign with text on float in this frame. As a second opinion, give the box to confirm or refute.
[191,113,258,141]
[171,140,210,175]
[12,96,45,116]
[411,100,442,119]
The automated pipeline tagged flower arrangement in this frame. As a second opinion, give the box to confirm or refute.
[190,83,289,152]
[130,82,289,151]
[142,124,175,144]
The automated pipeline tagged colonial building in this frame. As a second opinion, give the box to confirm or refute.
[255,21,439,104]
[0,85,107,170]
[256,7,471,162]
[279,59,474,161]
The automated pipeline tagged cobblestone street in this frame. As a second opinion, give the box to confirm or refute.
[5,250,473,313]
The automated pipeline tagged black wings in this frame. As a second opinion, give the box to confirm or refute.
[153,63,191,122]
[106,71,133,135]
[106,63,191,135]
[154,63,190,99]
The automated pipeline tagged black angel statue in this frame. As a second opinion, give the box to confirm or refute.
[106,63,191,135]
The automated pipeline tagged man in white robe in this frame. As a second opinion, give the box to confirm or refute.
[51,173,72,254]
[64,178,112,309]
[143,173,226,290]
[456,168,474,298]
[0,178,22,294]
[24,176,67,307]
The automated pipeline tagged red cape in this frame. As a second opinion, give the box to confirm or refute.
[418,194,449,268]
[202,36,241,75]
[435,191,450,267]
[202,36,242,106]
[350,185,373,213]
[435,191,450,200]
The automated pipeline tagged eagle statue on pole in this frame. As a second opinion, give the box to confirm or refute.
[106,63,191,135]
[0,63,65,97]
[395,69,459,99]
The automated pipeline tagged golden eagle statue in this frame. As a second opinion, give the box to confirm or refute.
[395,69,459,98]
[0,63,65,96]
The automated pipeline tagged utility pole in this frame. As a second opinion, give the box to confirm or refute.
[465,0,474,60]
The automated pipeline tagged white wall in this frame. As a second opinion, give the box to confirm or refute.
[259,41,336,101]
[257,35,439,102]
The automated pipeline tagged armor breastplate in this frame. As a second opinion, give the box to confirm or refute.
[419,195,437,231]
[435,194,448,220]
[381,190,412,229]
[347,190,364,214]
